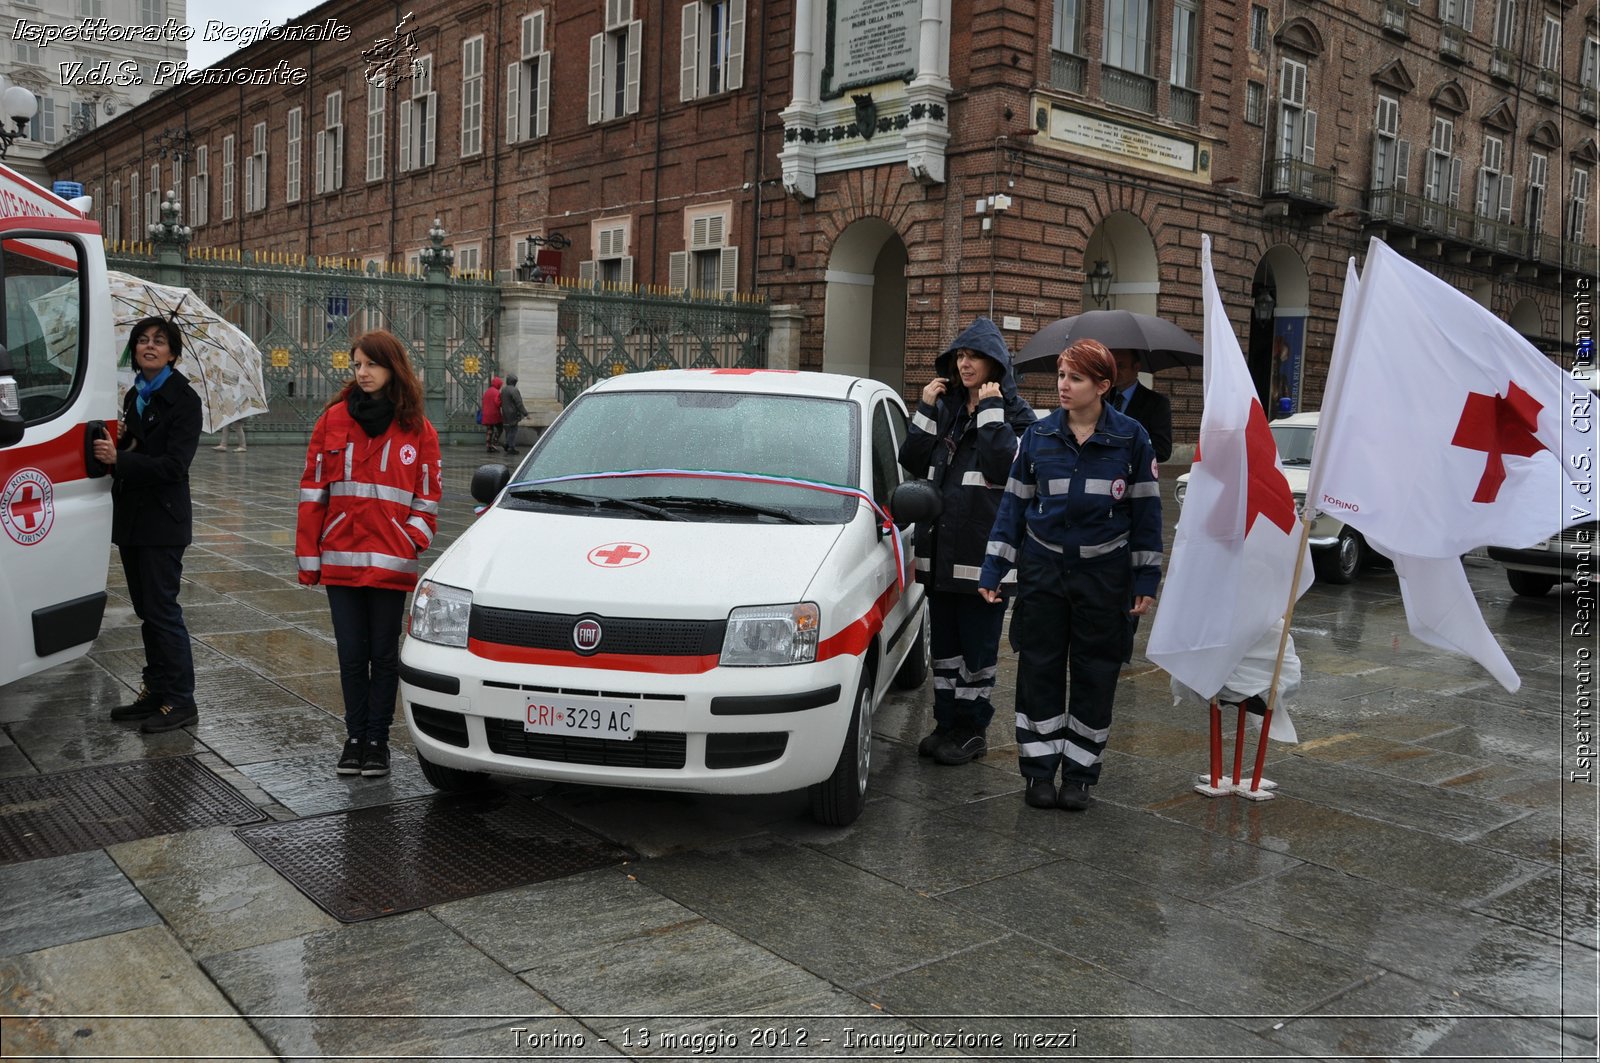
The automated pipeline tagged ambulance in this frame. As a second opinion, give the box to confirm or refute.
[399,369,941,826]
[0,164,115,687]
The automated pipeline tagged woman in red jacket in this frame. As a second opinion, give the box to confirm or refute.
[296,331,442,778]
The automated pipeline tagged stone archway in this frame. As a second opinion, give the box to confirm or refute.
[1083,212,1159,315]
[1509,297,1544,347]
[821,218,909,389]
[1249,245,1310,415]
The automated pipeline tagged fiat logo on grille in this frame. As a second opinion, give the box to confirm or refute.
[572,617,603,654]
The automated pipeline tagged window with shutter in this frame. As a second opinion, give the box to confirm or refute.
[592,8,644,120]
[367,82,385,181]
[287,107,302,202]
[462,36,484,157]
[510,11,551,142]
[682,0,745,100]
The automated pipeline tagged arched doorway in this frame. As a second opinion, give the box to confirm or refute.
[821,219,908,389]
[1249,246,1310,416]
[1509,297,1545,351]
[1083,213,1159,315]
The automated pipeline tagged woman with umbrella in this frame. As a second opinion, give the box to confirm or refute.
[978,338,1163,811]
[95,317,204,734]
[296,331,442,778]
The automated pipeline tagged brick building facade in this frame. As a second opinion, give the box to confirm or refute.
[44,0,1600,444]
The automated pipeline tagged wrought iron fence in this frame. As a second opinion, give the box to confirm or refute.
[1101,66,1156,114]
[554,281,771,405]
[106,246,500,438]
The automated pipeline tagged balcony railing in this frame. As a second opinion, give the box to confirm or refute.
[1470,212,1531,256]
[1581,88,1598,117]
[1050,49,1086,95]
[1534,234,1599,274]
[1170,85,1199,126]
[1382,0,1410,35]
[1368,186,1544,260]
[1535,68,1558,100]
[1102,65,1156,114]
[1489,46,1518,81]
[1439,24,1466,61]
[1264,157,1337,206]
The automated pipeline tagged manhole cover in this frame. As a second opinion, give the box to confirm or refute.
[235,792,636,922]
[0,756,267,864]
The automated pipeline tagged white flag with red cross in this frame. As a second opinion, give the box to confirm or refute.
[1308,238,1597,691]
[1147,236,1313,708]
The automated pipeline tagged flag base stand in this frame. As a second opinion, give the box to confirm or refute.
[1193,778,1232,798]
[1193,773,1278,798]
[1193,700,1281,799]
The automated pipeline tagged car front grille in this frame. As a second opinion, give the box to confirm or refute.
[483,717,687,768]
[1556,523,1597,547]
[471,606,725,657]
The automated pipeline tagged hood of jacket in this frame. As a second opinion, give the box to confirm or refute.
[489,377,504,389]
[935,316,1023,409]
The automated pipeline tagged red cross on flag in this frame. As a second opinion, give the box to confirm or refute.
[1147,236,1313,707]
[1308,238,1597,691]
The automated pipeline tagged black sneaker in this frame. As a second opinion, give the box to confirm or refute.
[139,702,197,733]
[917,725,949,758]
[1024,779,1058,808]
[337,739,364,775]
[360,742,391,777]
[1057,781,1092,811]
[933,728,987,766]
[110,684,161,721]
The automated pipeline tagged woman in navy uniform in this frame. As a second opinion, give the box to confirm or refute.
[979,338,1162,811]
[899,317,1035,765]
[94,316,203,733]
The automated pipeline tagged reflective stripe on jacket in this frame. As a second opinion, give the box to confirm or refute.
[295,402,442,592]
[979,405,1163,599]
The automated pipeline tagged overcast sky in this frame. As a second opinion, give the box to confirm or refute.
[184,0,318,70]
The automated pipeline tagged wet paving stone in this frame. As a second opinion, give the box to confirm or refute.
[1262,967,1577,1060]
[136,859,339,958]
[1155,792,1549,906]
[0,850,158,955]
[7,712,199,773]
[201,911,599,1059]
[630,837,1009,988]
[1475,806,1598,866]
[773,792,1060,895]
[227,587,334,615]
[185,567,300,594]
[1208,862,1582,1017]
[544,785,807,859]
[233,750,435,816]
[90,637,237,680]
[943,859,1382,1019]
[169,602,281,637]
[192,702,346,766]
[1475,866,1600,950]
[0,657,125,724]
[0,732,33,778]
[0,924,276,1059]
[201,628,341,677]
[191,667,319,715]
[860,933,1290,1060]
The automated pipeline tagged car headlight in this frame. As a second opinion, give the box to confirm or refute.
[1293,492,1306,519]
[1174,480,1187,506]
[720,603,819,666]
[410,580,473,647]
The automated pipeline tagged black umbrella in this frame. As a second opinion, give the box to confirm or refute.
[1014,309,1202,374]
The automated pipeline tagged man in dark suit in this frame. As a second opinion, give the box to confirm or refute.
[1108,349,1173,462]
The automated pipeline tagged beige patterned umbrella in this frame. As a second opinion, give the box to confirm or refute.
[104,272,269,434]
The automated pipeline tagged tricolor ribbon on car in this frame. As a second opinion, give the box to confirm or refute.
[504,470,907,592]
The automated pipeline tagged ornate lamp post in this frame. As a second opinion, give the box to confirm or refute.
[0,78,39,159]
[515,231,570,282]
[1087,259,1114,308]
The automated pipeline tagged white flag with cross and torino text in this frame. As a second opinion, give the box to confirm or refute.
[1307,238,1597,692]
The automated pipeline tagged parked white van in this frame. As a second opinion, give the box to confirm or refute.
[0,164,116,687]
[399,369,939,825]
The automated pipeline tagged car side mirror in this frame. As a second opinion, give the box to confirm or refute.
[889,479,942,529]
[470,463,512,505]
[0,344,24,449]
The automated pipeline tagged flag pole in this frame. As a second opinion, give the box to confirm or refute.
[1242,510,1315,795]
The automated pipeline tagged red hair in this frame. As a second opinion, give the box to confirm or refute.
[1057,338,1117,386]
[327,330,427,430]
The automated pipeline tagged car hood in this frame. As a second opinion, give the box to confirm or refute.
[424,509,849,617]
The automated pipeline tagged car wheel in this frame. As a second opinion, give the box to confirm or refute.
[1506,569,1557,597]
[417,749,492,793]
[891,605,929,690]
[809,670,873,826]
[1315,527,1365,584]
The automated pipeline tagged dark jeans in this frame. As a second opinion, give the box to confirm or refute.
[326,584,407,744]
[119,544,195,711]
[1013,549,1130,786]
[928,590,1006,731]
[503,422,520,451]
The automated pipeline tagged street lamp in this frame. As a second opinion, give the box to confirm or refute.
[1087,259,1114,308]
[0,78,39,159]
[515,231,570,282]
[147,189,192,250]
[419,217,454,273]
[1253,280,1277,322]
[155,126,194,162]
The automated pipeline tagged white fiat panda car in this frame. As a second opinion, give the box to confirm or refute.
[399,369,938,826]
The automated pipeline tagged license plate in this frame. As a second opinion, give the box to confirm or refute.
[524,695,636,741]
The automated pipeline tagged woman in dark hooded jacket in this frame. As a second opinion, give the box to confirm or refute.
[898,317,1036,765]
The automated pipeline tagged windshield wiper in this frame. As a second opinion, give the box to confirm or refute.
[635,494,813,524]
[505,487,683,520]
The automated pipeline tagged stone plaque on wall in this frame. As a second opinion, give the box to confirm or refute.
[821,0,919,99]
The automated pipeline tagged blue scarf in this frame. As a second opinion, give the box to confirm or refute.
[134,365,173,417]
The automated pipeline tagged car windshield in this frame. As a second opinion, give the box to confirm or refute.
[505,389,861,524]
[1271,424,1316,465]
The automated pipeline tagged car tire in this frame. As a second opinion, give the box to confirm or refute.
[1315,527,1365,585]
[809,670,873,826]
[891,605,929,691]
[1506,570,1556,597]
[417,749,492,793]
